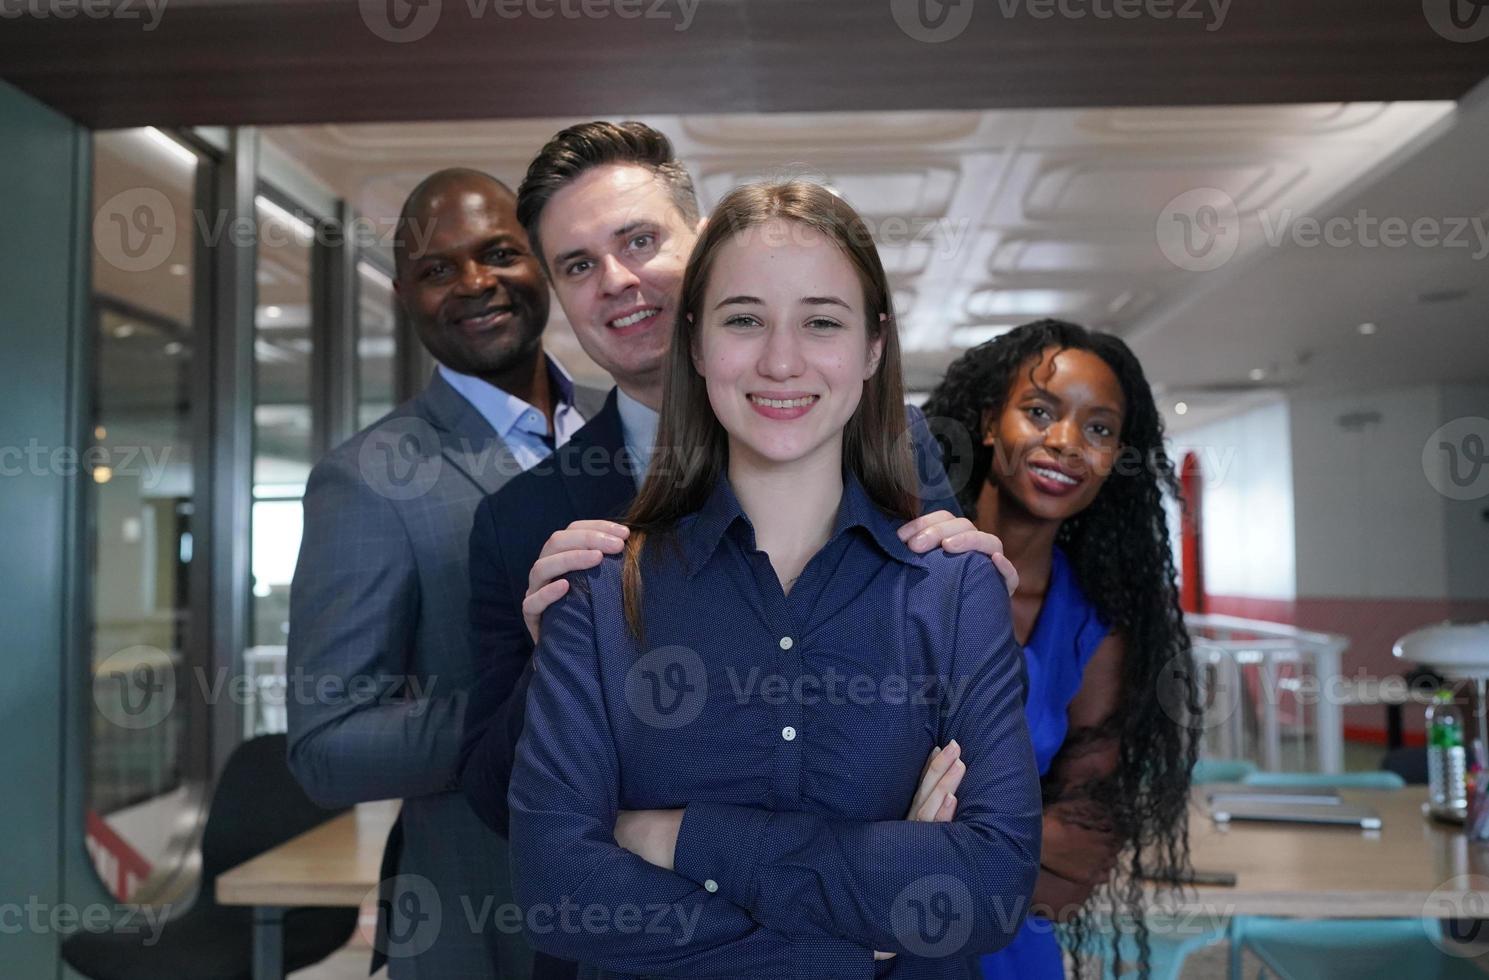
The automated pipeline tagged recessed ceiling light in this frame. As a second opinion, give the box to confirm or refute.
[112,322,136,339]
[164,341,184,356]
[169,264,188,277]
[94,425,107,440]
[1248,368,1266,381]
[1175,401,1189,416]
[265,306,282,318]
[1357,322,1377,335]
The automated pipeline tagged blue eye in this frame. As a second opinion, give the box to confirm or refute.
[723,314,761,328]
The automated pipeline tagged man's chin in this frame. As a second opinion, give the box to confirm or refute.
[441,336,544,379]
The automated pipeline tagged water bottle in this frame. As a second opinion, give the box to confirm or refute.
[1428,690,1468,812]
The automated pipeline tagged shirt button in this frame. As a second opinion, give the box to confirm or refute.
[782,726,797,741]
[779,636,793,650]
[704,879,719,893]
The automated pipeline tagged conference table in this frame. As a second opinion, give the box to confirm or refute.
[217,788,1487,980]
[217,799,397,980]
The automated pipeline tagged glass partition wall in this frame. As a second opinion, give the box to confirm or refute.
[84,127,402,902]
[86,129,206,902]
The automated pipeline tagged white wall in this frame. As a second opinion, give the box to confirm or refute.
[1289,385,1454,599]
[1172,397,1296,600]
[1439,383,1489,601]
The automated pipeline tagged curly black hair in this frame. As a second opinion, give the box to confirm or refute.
[922,318,1200,977]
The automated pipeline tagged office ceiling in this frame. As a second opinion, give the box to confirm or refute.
[260,95,1489,424]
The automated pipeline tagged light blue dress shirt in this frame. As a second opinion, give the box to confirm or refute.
[614,386,659,484]
[437,357,584,472]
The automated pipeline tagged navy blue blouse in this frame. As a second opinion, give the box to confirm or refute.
[508,472,1041,979]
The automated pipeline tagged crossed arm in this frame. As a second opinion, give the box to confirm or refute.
[507,557,1041,971]
[460,506,1017,836]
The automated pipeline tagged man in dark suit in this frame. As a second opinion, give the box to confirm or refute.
[287,169,606,979]
[458,123,1018,855]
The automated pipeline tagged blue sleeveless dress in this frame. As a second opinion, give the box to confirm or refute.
[979,546,1109,980]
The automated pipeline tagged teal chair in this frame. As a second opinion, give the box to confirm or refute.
[1075,914,1228,980]
[1193,757,1258,784]
[1227,770,1476,979]
[1230,917,1485,980]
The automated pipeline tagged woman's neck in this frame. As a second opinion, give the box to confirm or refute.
[728,444,843,594]
[974,477,1062,597]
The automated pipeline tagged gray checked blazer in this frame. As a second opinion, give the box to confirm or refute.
[287,368,608,979]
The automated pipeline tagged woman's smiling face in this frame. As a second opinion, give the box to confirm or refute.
[691,219,883,471]
[986,345,1126,522]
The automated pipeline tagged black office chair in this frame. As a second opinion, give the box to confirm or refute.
[63,734,360,980]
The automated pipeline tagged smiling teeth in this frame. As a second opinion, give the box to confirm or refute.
[1031,465,1077,486]
[751,395,818,409]
[610,308,659,328]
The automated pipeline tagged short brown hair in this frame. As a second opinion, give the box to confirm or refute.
[516,120,701,271]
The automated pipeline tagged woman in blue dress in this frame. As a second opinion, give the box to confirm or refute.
[508,181,1043,977]
[922,320,1198,979]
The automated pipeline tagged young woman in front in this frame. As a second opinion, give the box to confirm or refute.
[508,180,1042,978]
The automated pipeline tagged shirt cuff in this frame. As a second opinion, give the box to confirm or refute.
[791,935,876,980]
[674,802,770,909]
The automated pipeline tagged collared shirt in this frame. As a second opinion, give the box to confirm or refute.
[508,472,1042,979]
[614,386,659,484]
[437,357,584,472]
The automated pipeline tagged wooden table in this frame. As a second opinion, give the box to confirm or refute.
[217,790,1488,978]
[217,799,398,980]
[1178,787,1489,919]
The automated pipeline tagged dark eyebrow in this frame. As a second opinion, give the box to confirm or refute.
[712,295,853,311]
[614,220,657,240]
[551,222,658,269]
[714,295,764,309]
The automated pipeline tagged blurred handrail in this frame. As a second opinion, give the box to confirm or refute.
[1183,613,1349,774]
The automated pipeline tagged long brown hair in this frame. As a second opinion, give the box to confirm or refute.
[621,180,918,640]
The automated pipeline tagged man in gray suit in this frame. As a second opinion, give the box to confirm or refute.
[287,168,606,979]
